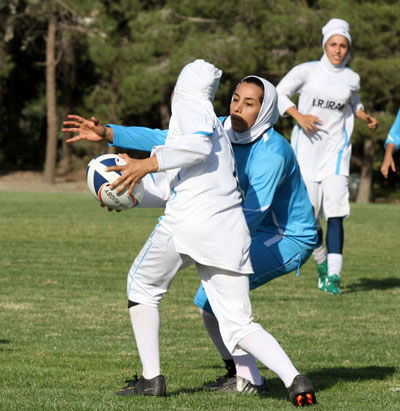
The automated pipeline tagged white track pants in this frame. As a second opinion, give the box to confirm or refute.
[127,223,262,355]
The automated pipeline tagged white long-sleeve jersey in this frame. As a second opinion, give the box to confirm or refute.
[151,99,253,274]
[276,56,364,182]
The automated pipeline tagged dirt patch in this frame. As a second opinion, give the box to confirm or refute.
[0,170,88,194]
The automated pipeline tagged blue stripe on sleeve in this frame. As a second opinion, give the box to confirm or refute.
[194,130,213,136]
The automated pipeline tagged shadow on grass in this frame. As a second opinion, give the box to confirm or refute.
[346,277,400,292]
[0,339,11,352]
[266,365,396,401]
[307,365,396,390]
[168,365,396,399]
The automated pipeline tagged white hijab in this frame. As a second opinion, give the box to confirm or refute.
[225,76,280,145]
[169,59,222,138]
[321,18,352,70]
[173,59,222,104]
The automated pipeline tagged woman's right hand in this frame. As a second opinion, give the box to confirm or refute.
[285,107,322,136]
[297,113,322,135]
[62,115,110,143]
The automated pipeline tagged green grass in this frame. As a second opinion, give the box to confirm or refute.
[1,192,399,410]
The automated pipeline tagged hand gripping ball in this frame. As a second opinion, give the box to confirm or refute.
[86,154,144,211]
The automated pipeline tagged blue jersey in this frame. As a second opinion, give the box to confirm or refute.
[384,109,400,151]
[108,118,317,248]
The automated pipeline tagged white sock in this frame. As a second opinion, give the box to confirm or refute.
[312,244,327,264]
[199,308,232,361]
[232,354,262,385]
[129,304,160,379]
[328,253,342,277]
[238,330,299,388]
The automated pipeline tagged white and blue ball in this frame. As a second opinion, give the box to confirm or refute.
[86,154,144,211]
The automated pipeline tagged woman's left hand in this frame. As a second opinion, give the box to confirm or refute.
[364,114,379,132]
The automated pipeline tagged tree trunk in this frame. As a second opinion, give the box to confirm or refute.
[356,136,375,203]
[160,89,171,129]
[57,29,73,175]
[160,102,170,129]
[43,9,57,184]
[106,68,120,155]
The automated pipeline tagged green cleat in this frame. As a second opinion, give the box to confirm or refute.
[316,260,328,291]
[326,274,341,295]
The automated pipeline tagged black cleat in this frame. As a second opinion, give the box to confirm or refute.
[202,359,236,390]
[204,375,269,395]
[287,375,317,407]
[203,375,235,390]
[115,374,166,396]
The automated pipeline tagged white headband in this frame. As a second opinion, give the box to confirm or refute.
[322,18,351,49]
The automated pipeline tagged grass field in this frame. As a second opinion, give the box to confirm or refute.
[1,192,400,410]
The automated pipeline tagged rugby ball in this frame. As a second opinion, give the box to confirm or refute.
[86,154,144,211]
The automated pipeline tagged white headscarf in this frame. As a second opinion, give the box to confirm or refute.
[173,59,222,103]
[167,59,222,145]
[321,18,351,68]
[225,76,280,145]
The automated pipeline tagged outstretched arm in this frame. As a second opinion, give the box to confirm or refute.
[62,115,114,143]
[62,114,168,151]
[107,125,167,151]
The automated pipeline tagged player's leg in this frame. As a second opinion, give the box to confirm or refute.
[322,175,349,295]
[198,264,316,404]
[194,235,313,391]
[198,307,236,380]
[116,224,191,396]
[197,266,268,393]
[304,179,327,290]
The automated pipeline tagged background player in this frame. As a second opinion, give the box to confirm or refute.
[381,108,400,178]
[276,18,378,295]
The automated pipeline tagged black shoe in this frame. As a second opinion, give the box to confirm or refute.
[287,375,317,407]
[202,359,236,390]
[203,375,235,390]
[203,375,269,395]
[115,375,166,396]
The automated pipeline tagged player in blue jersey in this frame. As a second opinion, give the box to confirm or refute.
[63,76,318,407]
[381,109,400,178]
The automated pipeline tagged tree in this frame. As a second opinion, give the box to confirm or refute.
[42,5,57,183]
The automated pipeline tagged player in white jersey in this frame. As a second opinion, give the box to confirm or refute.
[64,69,318,406]
[276,18,378,295]
[381,108,400,178]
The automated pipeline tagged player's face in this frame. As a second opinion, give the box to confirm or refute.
[325,34,349,66]
[230,82,263,132]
